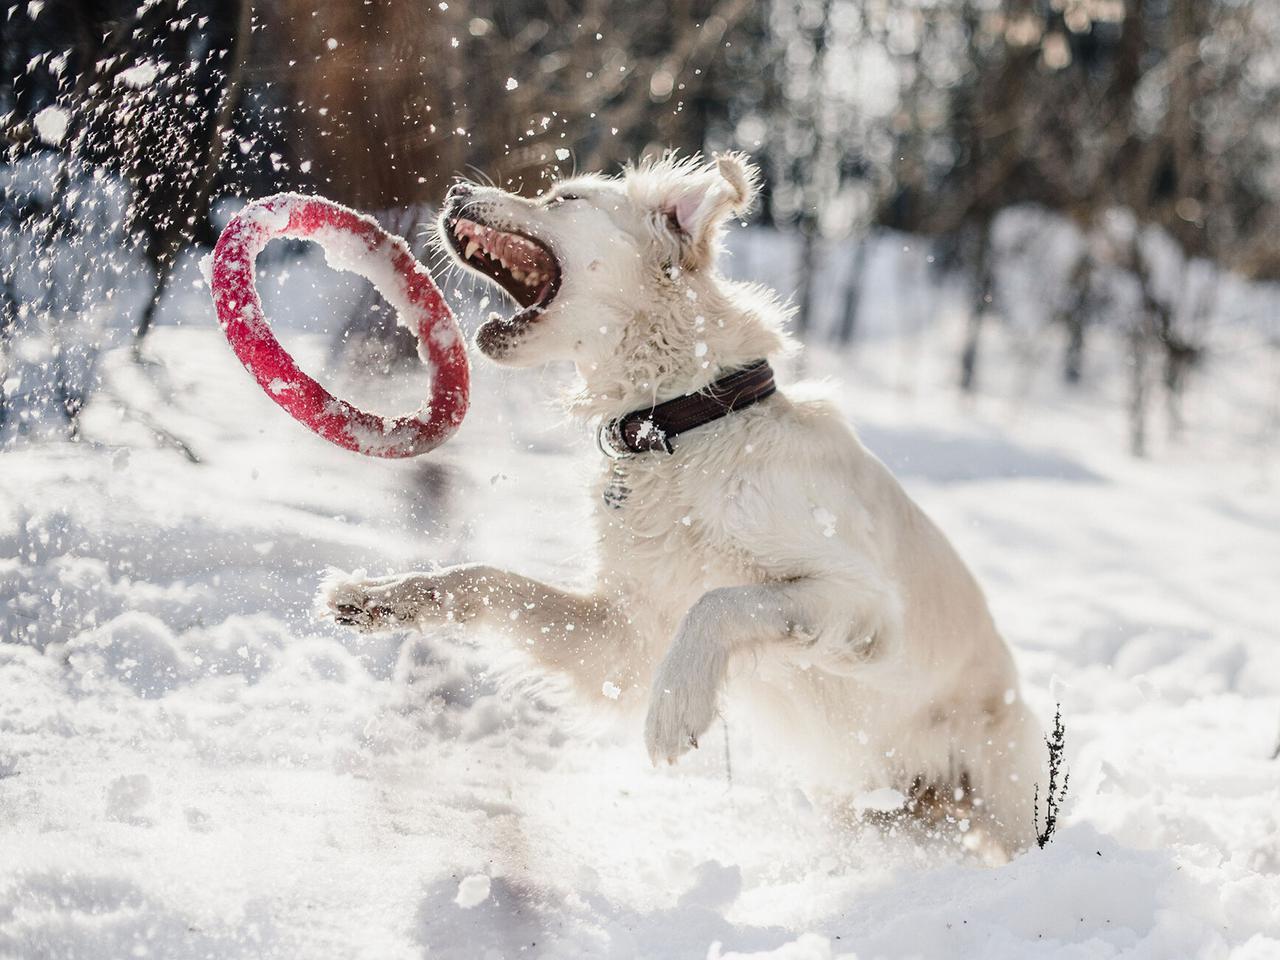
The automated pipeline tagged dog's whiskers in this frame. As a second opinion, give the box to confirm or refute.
[464,164,498,189]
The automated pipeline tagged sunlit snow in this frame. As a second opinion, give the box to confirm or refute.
[32,104,68,144]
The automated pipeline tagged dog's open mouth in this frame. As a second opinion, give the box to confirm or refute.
[446,216,561,327]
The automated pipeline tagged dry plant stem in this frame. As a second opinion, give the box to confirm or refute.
[1034,704,1070,849]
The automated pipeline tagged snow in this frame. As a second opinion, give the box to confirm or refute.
[2,251,1280,957]
[852,788,906,813]
[117,60,158,89]
[454,874,492,909]
[32,104,69,145]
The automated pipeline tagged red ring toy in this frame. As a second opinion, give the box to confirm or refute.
[210,193,469,458]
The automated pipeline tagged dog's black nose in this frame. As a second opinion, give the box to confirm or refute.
[446,182,474,203]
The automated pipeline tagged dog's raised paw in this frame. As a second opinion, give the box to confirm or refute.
[319,571,438,633]
[643,675,718,766]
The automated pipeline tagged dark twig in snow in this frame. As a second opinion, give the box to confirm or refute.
[129,409,201,465]
[100,374,201,464]
[1033,704,1070,849]
[101,394,201,464]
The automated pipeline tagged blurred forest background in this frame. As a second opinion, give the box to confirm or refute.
[2,0,1279,457]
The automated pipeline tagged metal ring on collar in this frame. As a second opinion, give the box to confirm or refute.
[595,419,635,460]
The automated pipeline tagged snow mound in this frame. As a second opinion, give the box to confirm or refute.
[2,326,1278,958]
[66,611,188,699]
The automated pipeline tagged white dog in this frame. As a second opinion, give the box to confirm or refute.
[325,153,1043,855]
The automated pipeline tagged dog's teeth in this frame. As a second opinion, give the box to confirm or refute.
[464,240,480,259]
[511,268,526,282]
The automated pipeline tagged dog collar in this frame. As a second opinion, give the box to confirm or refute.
[597,360,777,458]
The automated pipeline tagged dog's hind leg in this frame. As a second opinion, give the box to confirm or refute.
[323,564,637,693]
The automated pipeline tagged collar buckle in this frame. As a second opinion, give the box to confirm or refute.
[596,418,635,460]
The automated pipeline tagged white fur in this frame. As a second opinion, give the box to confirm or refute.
[323,154,1043,856]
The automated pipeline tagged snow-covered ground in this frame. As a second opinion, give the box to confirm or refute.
[2,241,1280,959]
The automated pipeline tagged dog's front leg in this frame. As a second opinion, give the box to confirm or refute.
[323,565,635,689]
[644,579,896,764]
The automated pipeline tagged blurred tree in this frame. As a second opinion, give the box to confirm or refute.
[834,0,1279,448]
[1,0,268,347]
[129,0,254,347]
[4,0,1280,455]
[263,0,756,207]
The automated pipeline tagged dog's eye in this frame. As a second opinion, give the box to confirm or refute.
[551,193,581,204]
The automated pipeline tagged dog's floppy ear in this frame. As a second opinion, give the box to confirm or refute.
[660,153,758,270]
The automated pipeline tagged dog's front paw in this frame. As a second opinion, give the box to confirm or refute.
[320,571,443,633]
[643,665,719,766]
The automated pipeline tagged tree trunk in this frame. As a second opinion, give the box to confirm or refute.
[1064,316,1085,385]
[960,221,992,393]
[834,238,868,346]
[1129,320,1149,457]
[1061,253,1092,385]
[134,0,253,350]
[794,224,819,341]
[1161,265,1212,441]
[0,267,16,432]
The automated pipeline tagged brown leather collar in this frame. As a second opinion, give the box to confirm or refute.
[597,360,777,457]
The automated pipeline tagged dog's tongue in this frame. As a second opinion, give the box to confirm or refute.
[504,237,545,273]
[474,225,546,274]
